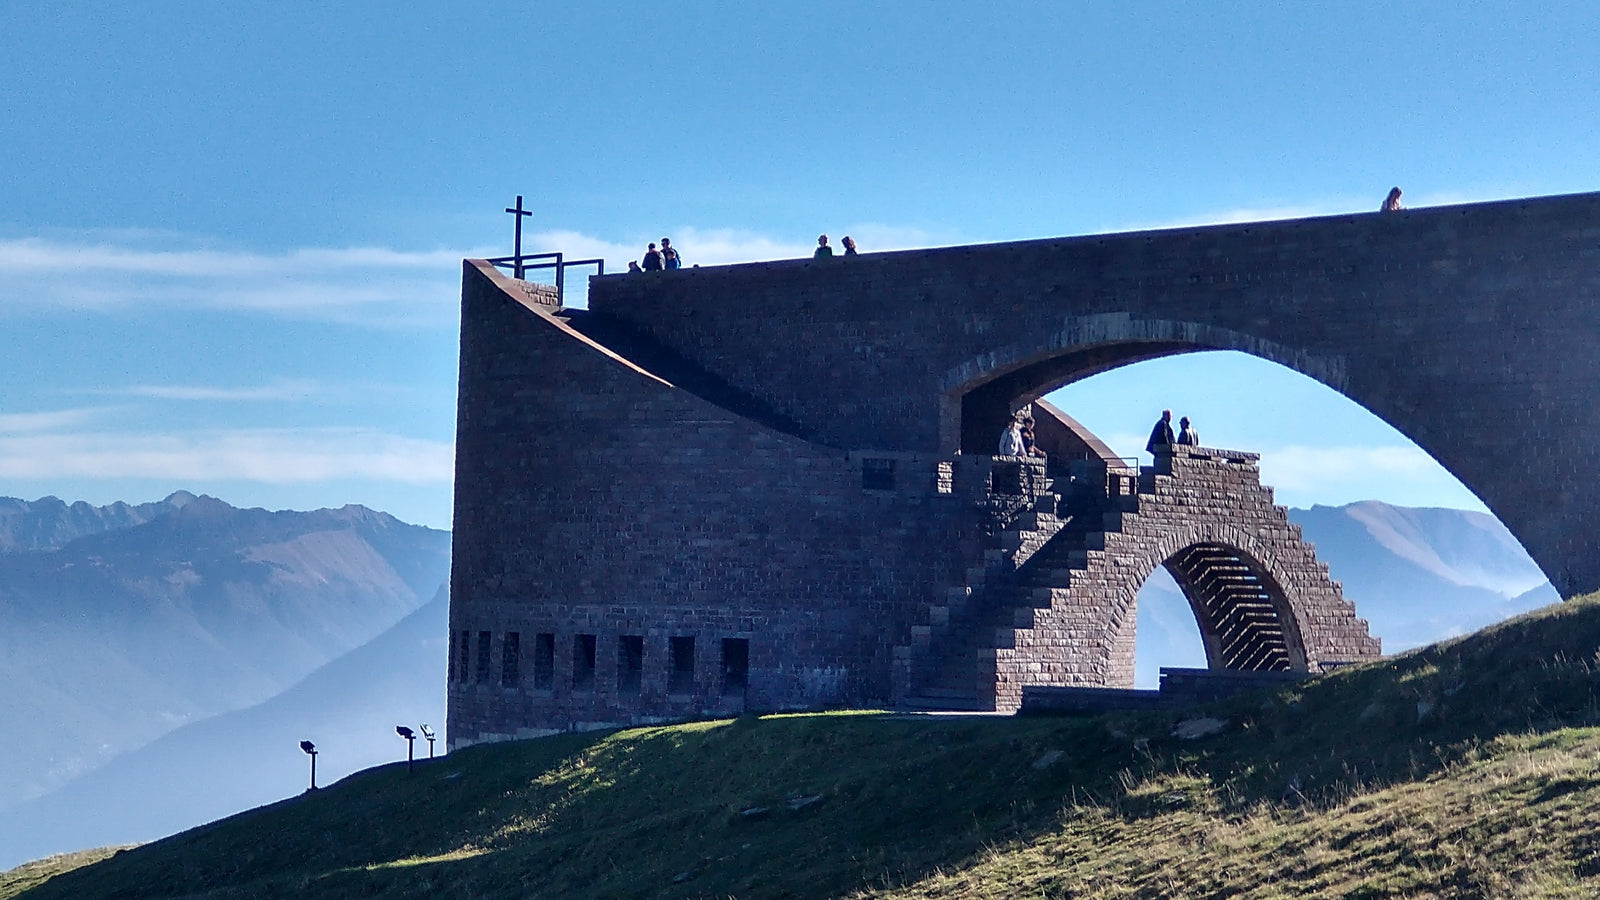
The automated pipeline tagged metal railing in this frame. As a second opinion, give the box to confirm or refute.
[1106,456,1141,497]
[487,252,606,306]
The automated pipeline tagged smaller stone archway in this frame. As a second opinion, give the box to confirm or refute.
[1162,542,1308,673]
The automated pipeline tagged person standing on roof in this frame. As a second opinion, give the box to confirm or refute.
[814,235,834,259]
[642,242,663,271]
[1381,187,1403,212]
[842,236,858,256]
[1145,409,1175,455]
[662,237,681,270]
[1177,416,1199,446]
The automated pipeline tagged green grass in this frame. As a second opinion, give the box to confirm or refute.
[13,594,1600,898]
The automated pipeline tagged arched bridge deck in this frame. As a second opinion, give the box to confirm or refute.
[589,191,1600,595]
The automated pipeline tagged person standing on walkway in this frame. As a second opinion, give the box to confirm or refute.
[814,235,834,259]
[842,236,858,256]
[1381,187,1403,212]
[1177,416,1199,446]
[642,242,663,271]
[1020,416,1047,459]
[662,237,681,270]
[998,418,1027,457]
[1146,409,1175,455]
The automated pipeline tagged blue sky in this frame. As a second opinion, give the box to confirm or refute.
[3,2,1598,529]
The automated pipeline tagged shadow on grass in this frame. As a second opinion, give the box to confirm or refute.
[21,594,1600,899]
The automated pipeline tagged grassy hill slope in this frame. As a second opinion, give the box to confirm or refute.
[13,594,1600,899]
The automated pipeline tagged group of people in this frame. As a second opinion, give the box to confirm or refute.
[1145,409,1199,454]
[628,190,1403,276]
[627,233,865,271]
[814,234,857,258]
[997,414,1048,459]
[630,237,683,273]
[997,408,1200,462]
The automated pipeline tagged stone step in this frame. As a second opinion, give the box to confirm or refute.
[1019,568,1075,588]
[901,694,989,712]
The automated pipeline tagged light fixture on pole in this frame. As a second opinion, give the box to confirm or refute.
[396,725,416,772]
[300,740,318,791]
[419,724,436,759]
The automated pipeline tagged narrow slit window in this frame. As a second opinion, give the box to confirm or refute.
[456,630,471,683]
[721,638,749,695]
[574,634,596,689]
[533,632,555,690]
[501,632,520,687]
[476,631,492,684]
[618,635,644,693]
[669,636,695,694]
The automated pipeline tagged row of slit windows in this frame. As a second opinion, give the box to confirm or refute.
[450,630,749,695]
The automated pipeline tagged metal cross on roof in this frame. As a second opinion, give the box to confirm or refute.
[505,195,533,278]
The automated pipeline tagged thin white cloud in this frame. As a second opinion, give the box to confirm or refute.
[0,239,479,278]
[0,408,111,434]
[1110,202,1359,234]
[0,235,489,327]
[0,428,453,484]
[1259,444,1440,491]
[98,380,323,402]
[1106,188,1533,235]
[523,224,939,275]
[0,225,886,323]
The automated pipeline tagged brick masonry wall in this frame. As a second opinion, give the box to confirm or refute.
[987,446,1378,712]
[451,262,1378,739]
[448,263,989,746]
[588,192,1600,595]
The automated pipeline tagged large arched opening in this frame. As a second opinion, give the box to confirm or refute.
[1005,350,1552,688]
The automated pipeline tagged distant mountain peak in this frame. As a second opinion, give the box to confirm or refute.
[0,493,194,554]
[0,493,431,556]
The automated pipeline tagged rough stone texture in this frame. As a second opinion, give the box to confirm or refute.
[448,262,983,745]
[449,246,1378,742]
[588,192,1600,596]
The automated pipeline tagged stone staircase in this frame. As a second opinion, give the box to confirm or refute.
[896,444,1377,713]
[1166,544,1293,671]
[898,463,1138,711]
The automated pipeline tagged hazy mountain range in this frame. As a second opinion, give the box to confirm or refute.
[0,493,449,833]
[0,585,447,870]
[0,492,1564,869]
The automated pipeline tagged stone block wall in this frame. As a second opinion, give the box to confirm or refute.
[448,261,991,746]
[988,446,1377,711]
[451,241,1387,739]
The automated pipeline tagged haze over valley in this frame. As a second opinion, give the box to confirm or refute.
[0,490,1560,869]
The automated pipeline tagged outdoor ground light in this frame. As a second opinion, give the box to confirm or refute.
[300,740,318,791]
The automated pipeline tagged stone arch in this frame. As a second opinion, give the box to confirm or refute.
[1096,520,1315,681]
[1161,542,1308,672]
[942,315,1350,455]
